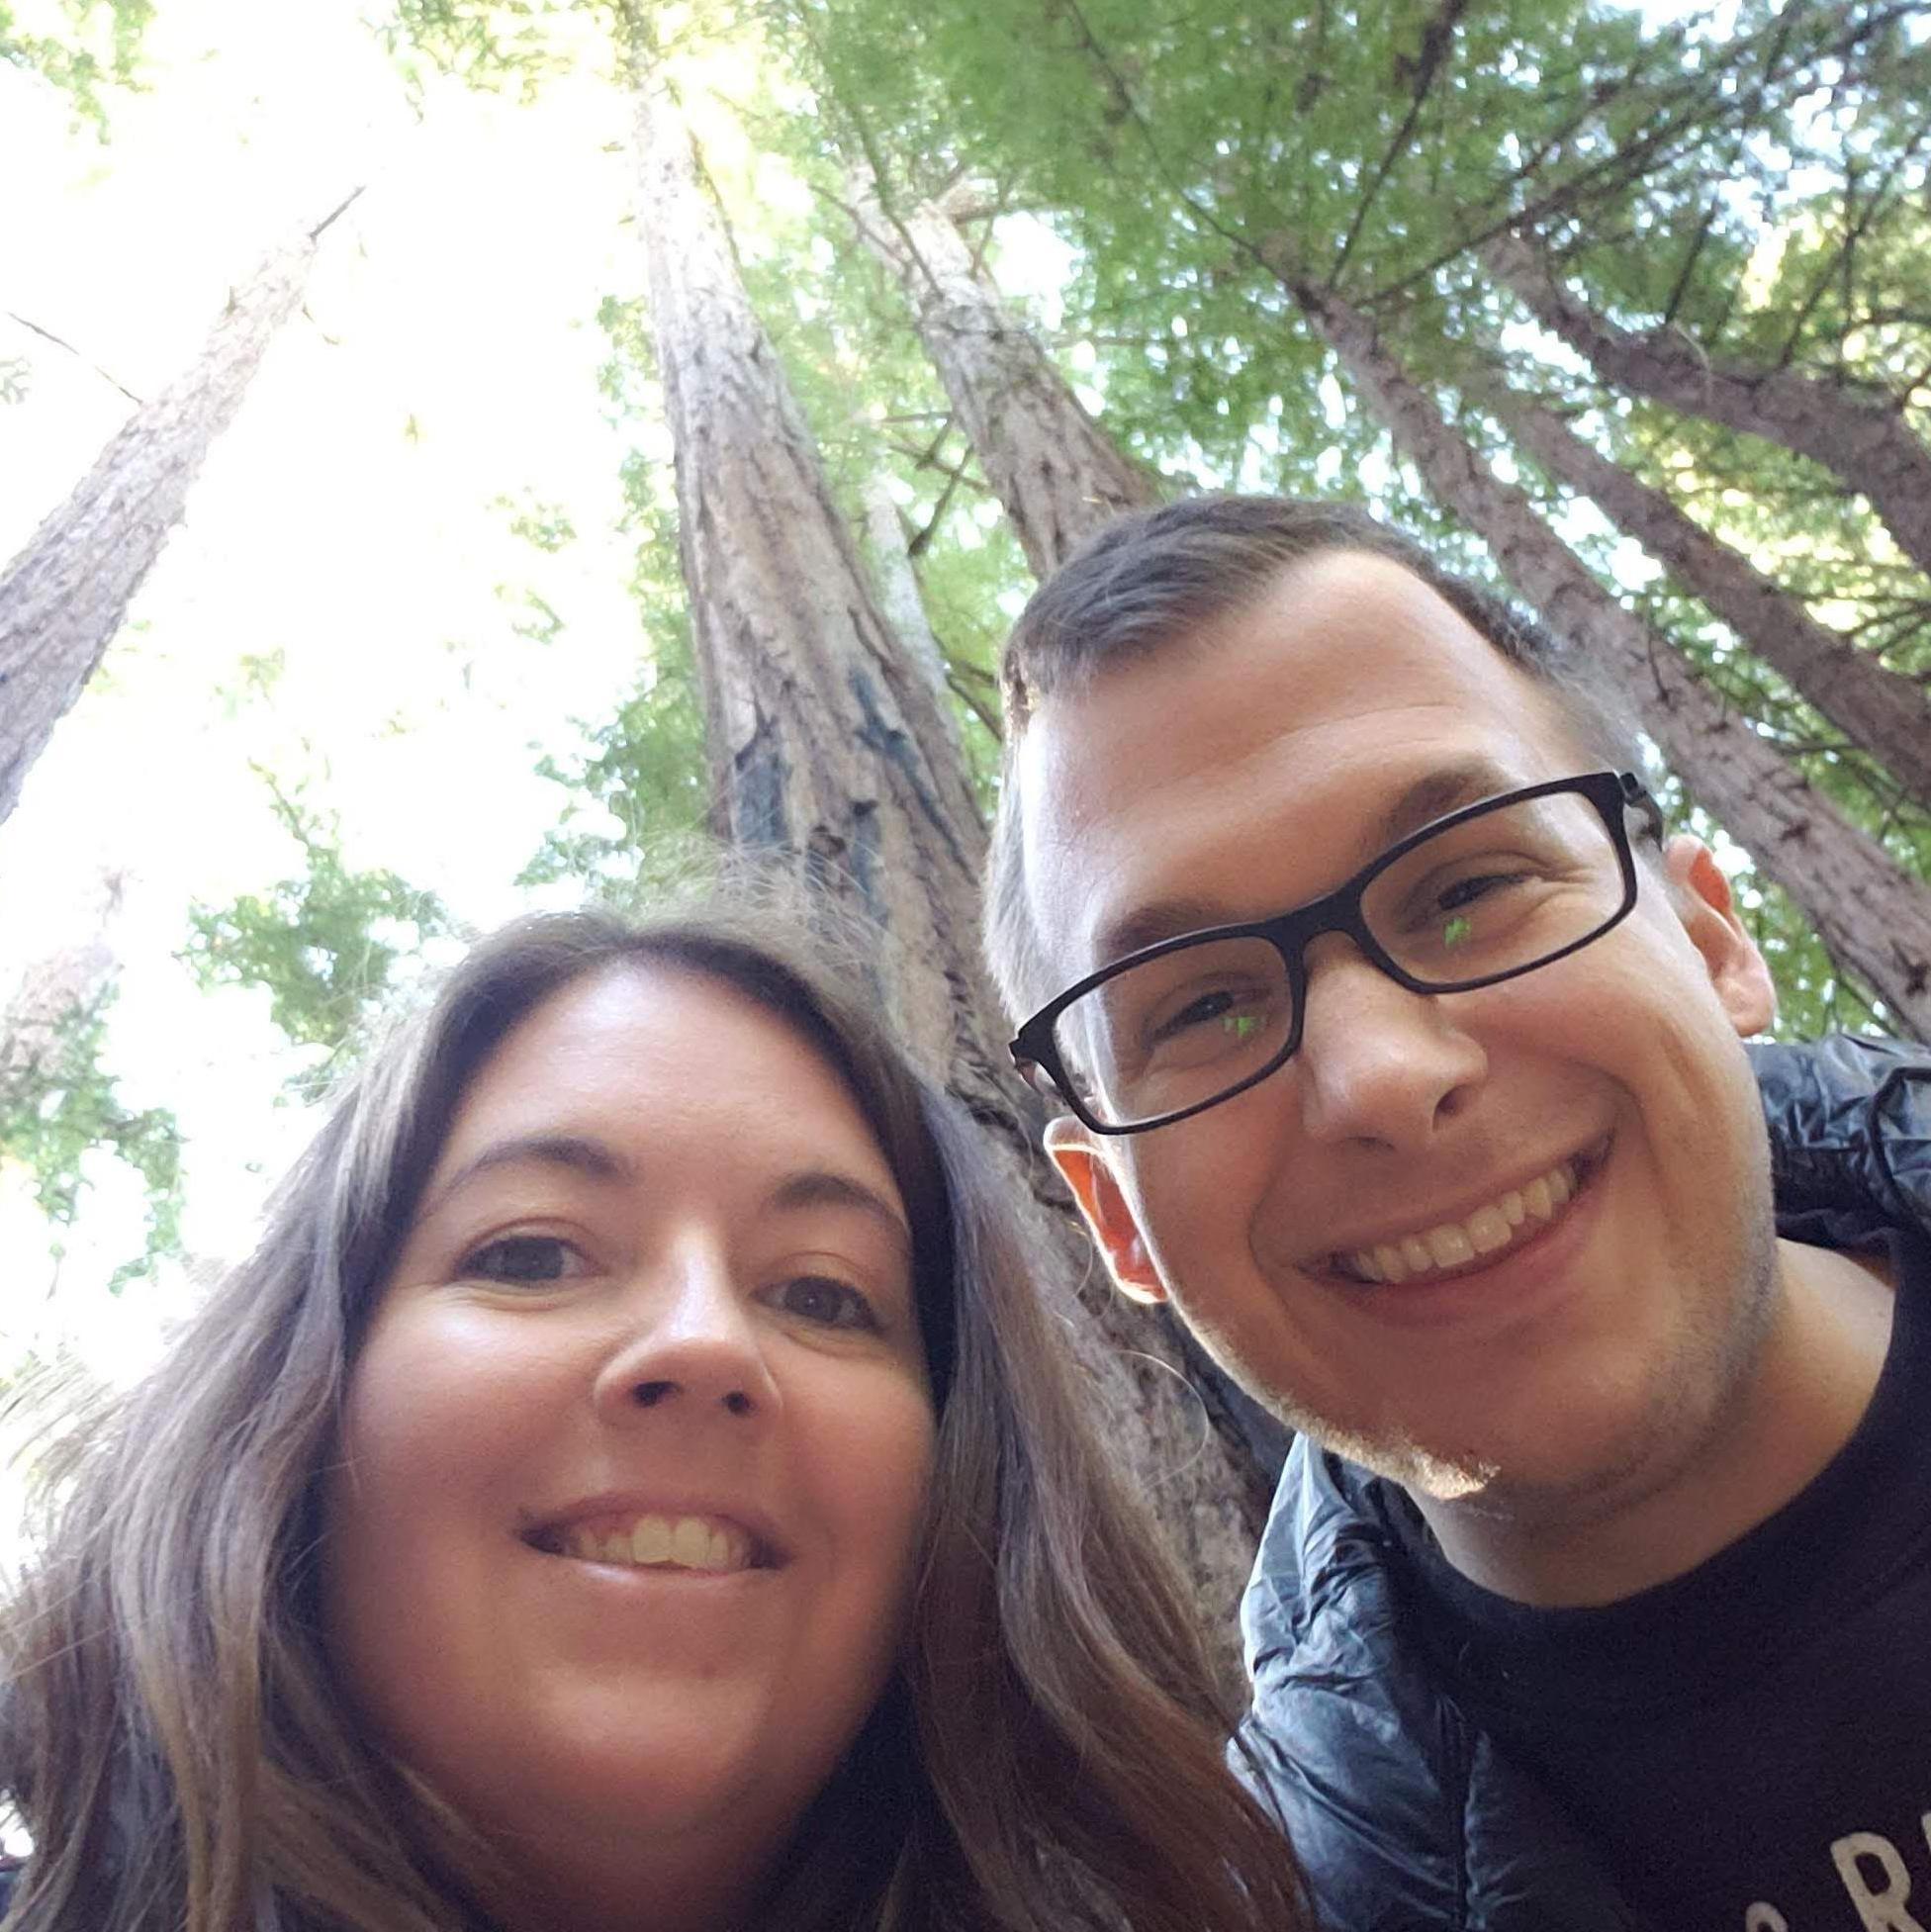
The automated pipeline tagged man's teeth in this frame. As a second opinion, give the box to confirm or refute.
[1347,1160,1578,1285]
[559,1514,755,1573]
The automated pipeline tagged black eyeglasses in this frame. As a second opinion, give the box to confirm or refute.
[1010,770,1664,1136]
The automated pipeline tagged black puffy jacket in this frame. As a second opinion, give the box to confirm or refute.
[1236,1037,1931,1932]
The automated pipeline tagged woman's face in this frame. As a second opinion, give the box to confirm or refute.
[321,964,936,1922]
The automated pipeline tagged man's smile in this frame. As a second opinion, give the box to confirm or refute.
[1321,1136,1611,1287]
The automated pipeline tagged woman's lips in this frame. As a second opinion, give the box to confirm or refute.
[522,1501,782,1571]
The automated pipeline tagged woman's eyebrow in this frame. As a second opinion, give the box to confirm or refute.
[418,1135,634,1219]
[765,1170,913,1259]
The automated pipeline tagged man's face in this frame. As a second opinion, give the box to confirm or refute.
[1019,551,1778,1513]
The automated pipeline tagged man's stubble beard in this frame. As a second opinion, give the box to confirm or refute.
[1179,1170,1784,1539]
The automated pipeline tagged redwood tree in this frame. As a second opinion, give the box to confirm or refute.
[1277,261,1931,1037]
[843,166,1160,577]
[0,195,357,828]
[1474,373,1931,815]
[1484,230,1931,586]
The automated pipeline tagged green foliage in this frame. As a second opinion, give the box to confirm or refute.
[495,491,579,552]
[374,0,727,97]
[519,648,714,905]
[0,355,30,404]
[1,0,153,131]
[502,586,566,644]
[781,0,1931,1034]
[375,0,587,97]
[181,777,457,1092]
[391,0,1931,1037]
[0,987,182,1292]
[485,496,577,646]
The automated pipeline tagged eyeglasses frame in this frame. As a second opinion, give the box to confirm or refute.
[1009,769,1665,1137]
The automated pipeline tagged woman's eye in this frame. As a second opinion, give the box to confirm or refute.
[768,1274,881,1334]
[459,1235,582,1286]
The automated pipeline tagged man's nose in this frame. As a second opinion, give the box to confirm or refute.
[1293,934,1488,1152]
[590,1245,781,1424]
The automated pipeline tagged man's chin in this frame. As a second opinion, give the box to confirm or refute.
[1281,1400,1657,1523]
[1298,1415,1505,1503]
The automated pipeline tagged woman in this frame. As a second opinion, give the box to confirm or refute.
[0,901,1311,1931]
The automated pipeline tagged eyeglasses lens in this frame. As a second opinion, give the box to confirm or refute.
[1053,788,1628,1129]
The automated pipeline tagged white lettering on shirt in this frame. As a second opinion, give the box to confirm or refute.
[1832,1831,1928,1932]
[1750,1815,1931,1929]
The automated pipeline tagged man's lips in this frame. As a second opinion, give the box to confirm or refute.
[1319,1137,1611,1288]
[520,1495,785,1573]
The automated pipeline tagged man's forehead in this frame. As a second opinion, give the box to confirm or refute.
[1013,556,1583,980]
[1018,550,1538,798]
[1070,752,1547,969]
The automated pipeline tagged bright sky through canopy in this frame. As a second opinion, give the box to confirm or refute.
[0,1,665,1381]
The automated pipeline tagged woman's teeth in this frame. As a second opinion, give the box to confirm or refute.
[557,1514,756,1573]
[1346,1158,1580,1285]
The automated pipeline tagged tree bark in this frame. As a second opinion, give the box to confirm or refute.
[0,872,124,1096]
[0,197,356,829]
[860,472,959,752]
[1478,376,1931,814]
[1484,230,1931,583]
[631,76,1270,1673]
[1271,259,1931,1037]
[853,179,1294,1496]
[844,175,1161,577]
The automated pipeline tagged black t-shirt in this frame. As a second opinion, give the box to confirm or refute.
[1388,1231,1931,1932]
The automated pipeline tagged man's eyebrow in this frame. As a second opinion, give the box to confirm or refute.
[1371,758,1522,851]
[1095,895,1241,969]
[766,1169,913,1259]
[1089,759,1526,970]
[418,1134,634,1219]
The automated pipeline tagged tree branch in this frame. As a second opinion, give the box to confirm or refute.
[1327,0,1468,290]
[3,311,142,405]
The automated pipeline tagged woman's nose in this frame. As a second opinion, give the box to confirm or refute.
[590,1248,781,1424]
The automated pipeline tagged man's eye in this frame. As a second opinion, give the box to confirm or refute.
[768,1275,881,1333]
[1434,869,1533,913]
[1154,989,1237,1039]
[1150,983,1267,1040]
[459,1235,582,1285]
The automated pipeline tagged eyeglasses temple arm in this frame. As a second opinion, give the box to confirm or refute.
[1618,770,1666,847]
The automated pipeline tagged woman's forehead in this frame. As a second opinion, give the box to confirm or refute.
[433,963,903,1206]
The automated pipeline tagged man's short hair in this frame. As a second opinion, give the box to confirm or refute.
[984,494,1646,1021]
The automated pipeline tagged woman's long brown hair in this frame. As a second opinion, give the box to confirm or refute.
[0,899,1311,1931]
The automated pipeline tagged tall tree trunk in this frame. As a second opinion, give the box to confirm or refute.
[0,196,358,830]
[0,872,124,1096]
[1483,231,1931,583]
[631,74,1270,1672]
[844,173,1160,577]
[860,472,959,752]
[1269,257,1931,1037]
[1478,375,1931,813]
[851,173,1296,1505]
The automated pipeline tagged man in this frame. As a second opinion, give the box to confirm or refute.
[986,495,1931,1930]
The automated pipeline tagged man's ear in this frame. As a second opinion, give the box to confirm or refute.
[1663,836,1777,1037]
[1041,1116,1167,1305]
